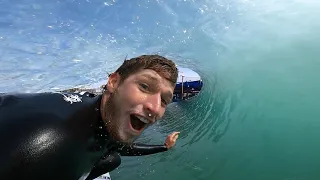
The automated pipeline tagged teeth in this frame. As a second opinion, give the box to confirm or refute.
[136,115,149,124]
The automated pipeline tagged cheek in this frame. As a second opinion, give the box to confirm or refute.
[159,108,166,118]
[118,84,143,105]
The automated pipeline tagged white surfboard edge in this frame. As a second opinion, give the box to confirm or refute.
[93,173,111,180]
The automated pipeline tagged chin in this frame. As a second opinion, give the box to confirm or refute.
[116,132,136,144]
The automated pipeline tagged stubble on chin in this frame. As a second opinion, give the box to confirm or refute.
[102,92,130,144]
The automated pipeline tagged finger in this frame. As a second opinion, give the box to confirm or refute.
[171,134,179,142]
[174,135,179,141]
[173,132,180,138]
[169,132,179,138]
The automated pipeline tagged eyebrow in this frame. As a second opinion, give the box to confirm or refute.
[141,74,173,101]
[141,74,160,82]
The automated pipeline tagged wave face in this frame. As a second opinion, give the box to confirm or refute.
[1,0,320,180]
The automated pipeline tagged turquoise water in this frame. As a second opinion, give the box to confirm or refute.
[1,0,320,180]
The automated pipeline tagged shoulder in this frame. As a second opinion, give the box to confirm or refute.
[54,90,102,105]
[0,91,101,114]
[59,86,104,95]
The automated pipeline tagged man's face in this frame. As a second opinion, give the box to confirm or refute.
[103,69,175,143]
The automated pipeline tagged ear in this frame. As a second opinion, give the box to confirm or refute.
[106,73,121,93]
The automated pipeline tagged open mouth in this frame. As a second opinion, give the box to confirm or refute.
[130,114,148,132]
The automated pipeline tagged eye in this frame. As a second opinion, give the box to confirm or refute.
[139,83,149,91]
[161,98,168,106]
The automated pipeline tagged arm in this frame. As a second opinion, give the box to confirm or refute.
[86,132,180,179]
[85,143,168,179]
[85,145,167,180]
[117,143,168,156]
[118,131,180,156]
[85,144,168,179]
[85,152,121,180]
[85,144,168,180]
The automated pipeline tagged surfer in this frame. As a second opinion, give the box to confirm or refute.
[0,55,180,180]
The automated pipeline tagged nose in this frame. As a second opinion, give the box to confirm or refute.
[144,94,162,118]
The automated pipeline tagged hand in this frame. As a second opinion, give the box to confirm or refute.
[164,132,180,149]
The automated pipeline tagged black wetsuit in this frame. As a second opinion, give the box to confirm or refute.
[0,91,168,180]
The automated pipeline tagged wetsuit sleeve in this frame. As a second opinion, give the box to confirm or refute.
[118,143,168,156]
[85,152,121,180]
[85,143,168,179]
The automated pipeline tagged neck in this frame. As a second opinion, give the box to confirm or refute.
[100,93,107,120]
[99,92,118,142]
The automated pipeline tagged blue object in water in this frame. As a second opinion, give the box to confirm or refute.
[172,67,203,102]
